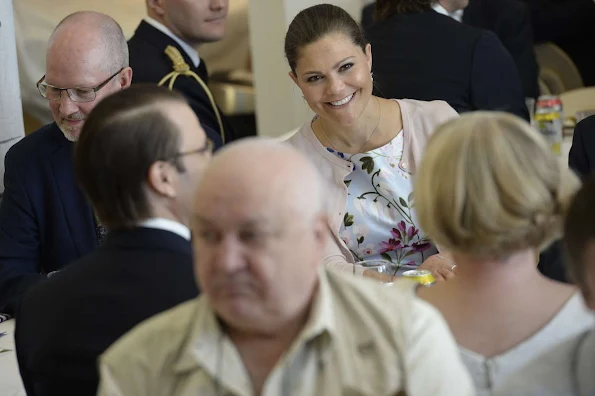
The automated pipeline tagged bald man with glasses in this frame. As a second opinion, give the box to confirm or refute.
[0,11,132,316]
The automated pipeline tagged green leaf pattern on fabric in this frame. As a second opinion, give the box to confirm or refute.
[329,134,434,266]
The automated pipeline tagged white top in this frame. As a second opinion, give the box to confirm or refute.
[97,270,474,396]
[138,218,191,241]
[496,327,595,396]
[459,292,595,396]
[432,4,464,22]
[143,17,200,68]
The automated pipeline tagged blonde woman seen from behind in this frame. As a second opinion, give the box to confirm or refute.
[414,112,595,395]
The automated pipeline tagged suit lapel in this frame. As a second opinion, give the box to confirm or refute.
[50,134,97,257]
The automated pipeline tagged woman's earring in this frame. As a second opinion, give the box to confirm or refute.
[370,71,374,82]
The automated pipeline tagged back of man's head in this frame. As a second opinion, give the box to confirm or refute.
[74,85,198,230]
[49,11,129,75]
[564,176,595,310]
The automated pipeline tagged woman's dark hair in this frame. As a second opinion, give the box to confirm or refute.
[376,0,434,20]
[284,4,367,74]
[74,84,187,230]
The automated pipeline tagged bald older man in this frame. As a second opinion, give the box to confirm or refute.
[96,139,473,396]
[0,12,132,315]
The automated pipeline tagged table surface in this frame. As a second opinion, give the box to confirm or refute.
[0,320,25,396]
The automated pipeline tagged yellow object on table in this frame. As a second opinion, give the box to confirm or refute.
[402,269,435,287]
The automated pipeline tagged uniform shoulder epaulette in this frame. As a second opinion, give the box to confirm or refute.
[158,45,225,144]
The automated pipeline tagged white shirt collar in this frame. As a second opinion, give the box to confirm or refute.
[144,17,201,68]
[138,218,191,241]
[432,4,464,22]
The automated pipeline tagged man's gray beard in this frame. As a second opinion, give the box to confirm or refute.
[58,123,80,142]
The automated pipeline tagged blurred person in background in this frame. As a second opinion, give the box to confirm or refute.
[363,0,528,119]
[361,0,539,99]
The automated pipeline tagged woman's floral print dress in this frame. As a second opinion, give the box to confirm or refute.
[328,131,437,270]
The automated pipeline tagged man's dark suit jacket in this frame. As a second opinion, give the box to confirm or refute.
[128,21,236,150]
[15,227,198,395]
[0,123,97,315]
[361,2,539,98]
[364,11,529,120]
[463,0,540,99]
[569,115,595,178]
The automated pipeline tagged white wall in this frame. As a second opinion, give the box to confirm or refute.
[0,0,25,193]
[248,0,367,138]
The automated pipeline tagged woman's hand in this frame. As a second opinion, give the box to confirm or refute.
[418,254,457,282]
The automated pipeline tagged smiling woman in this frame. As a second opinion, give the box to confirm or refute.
[284,4,459,281]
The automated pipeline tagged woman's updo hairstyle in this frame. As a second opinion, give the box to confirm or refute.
[415,111,580,260]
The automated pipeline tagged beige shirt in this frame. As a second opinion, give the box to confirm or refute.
[287,99,458,273]
[98,269,474,396]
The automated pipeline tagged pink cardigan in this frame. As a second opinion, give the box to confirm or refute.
[288,99,458,273]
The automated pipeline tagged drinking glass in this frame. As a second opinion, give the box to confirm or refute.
[356,259,399,283]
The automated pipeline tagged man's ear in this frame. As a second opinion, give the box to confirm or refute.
[118,67,133,89]
[147,0,166,16]
[147,160,177,198]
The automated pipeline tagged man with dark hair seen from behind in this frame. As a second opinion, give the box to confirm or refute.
[129,0,238,150]
[15,85,209,395]
[0,12,132,316]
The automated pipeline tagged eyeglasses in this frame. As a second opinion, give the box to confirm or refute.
[36,68,123,103]
[174,139,214,159]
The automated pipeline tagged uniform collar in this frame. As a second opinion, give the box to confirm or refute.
[144,17,201,68]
